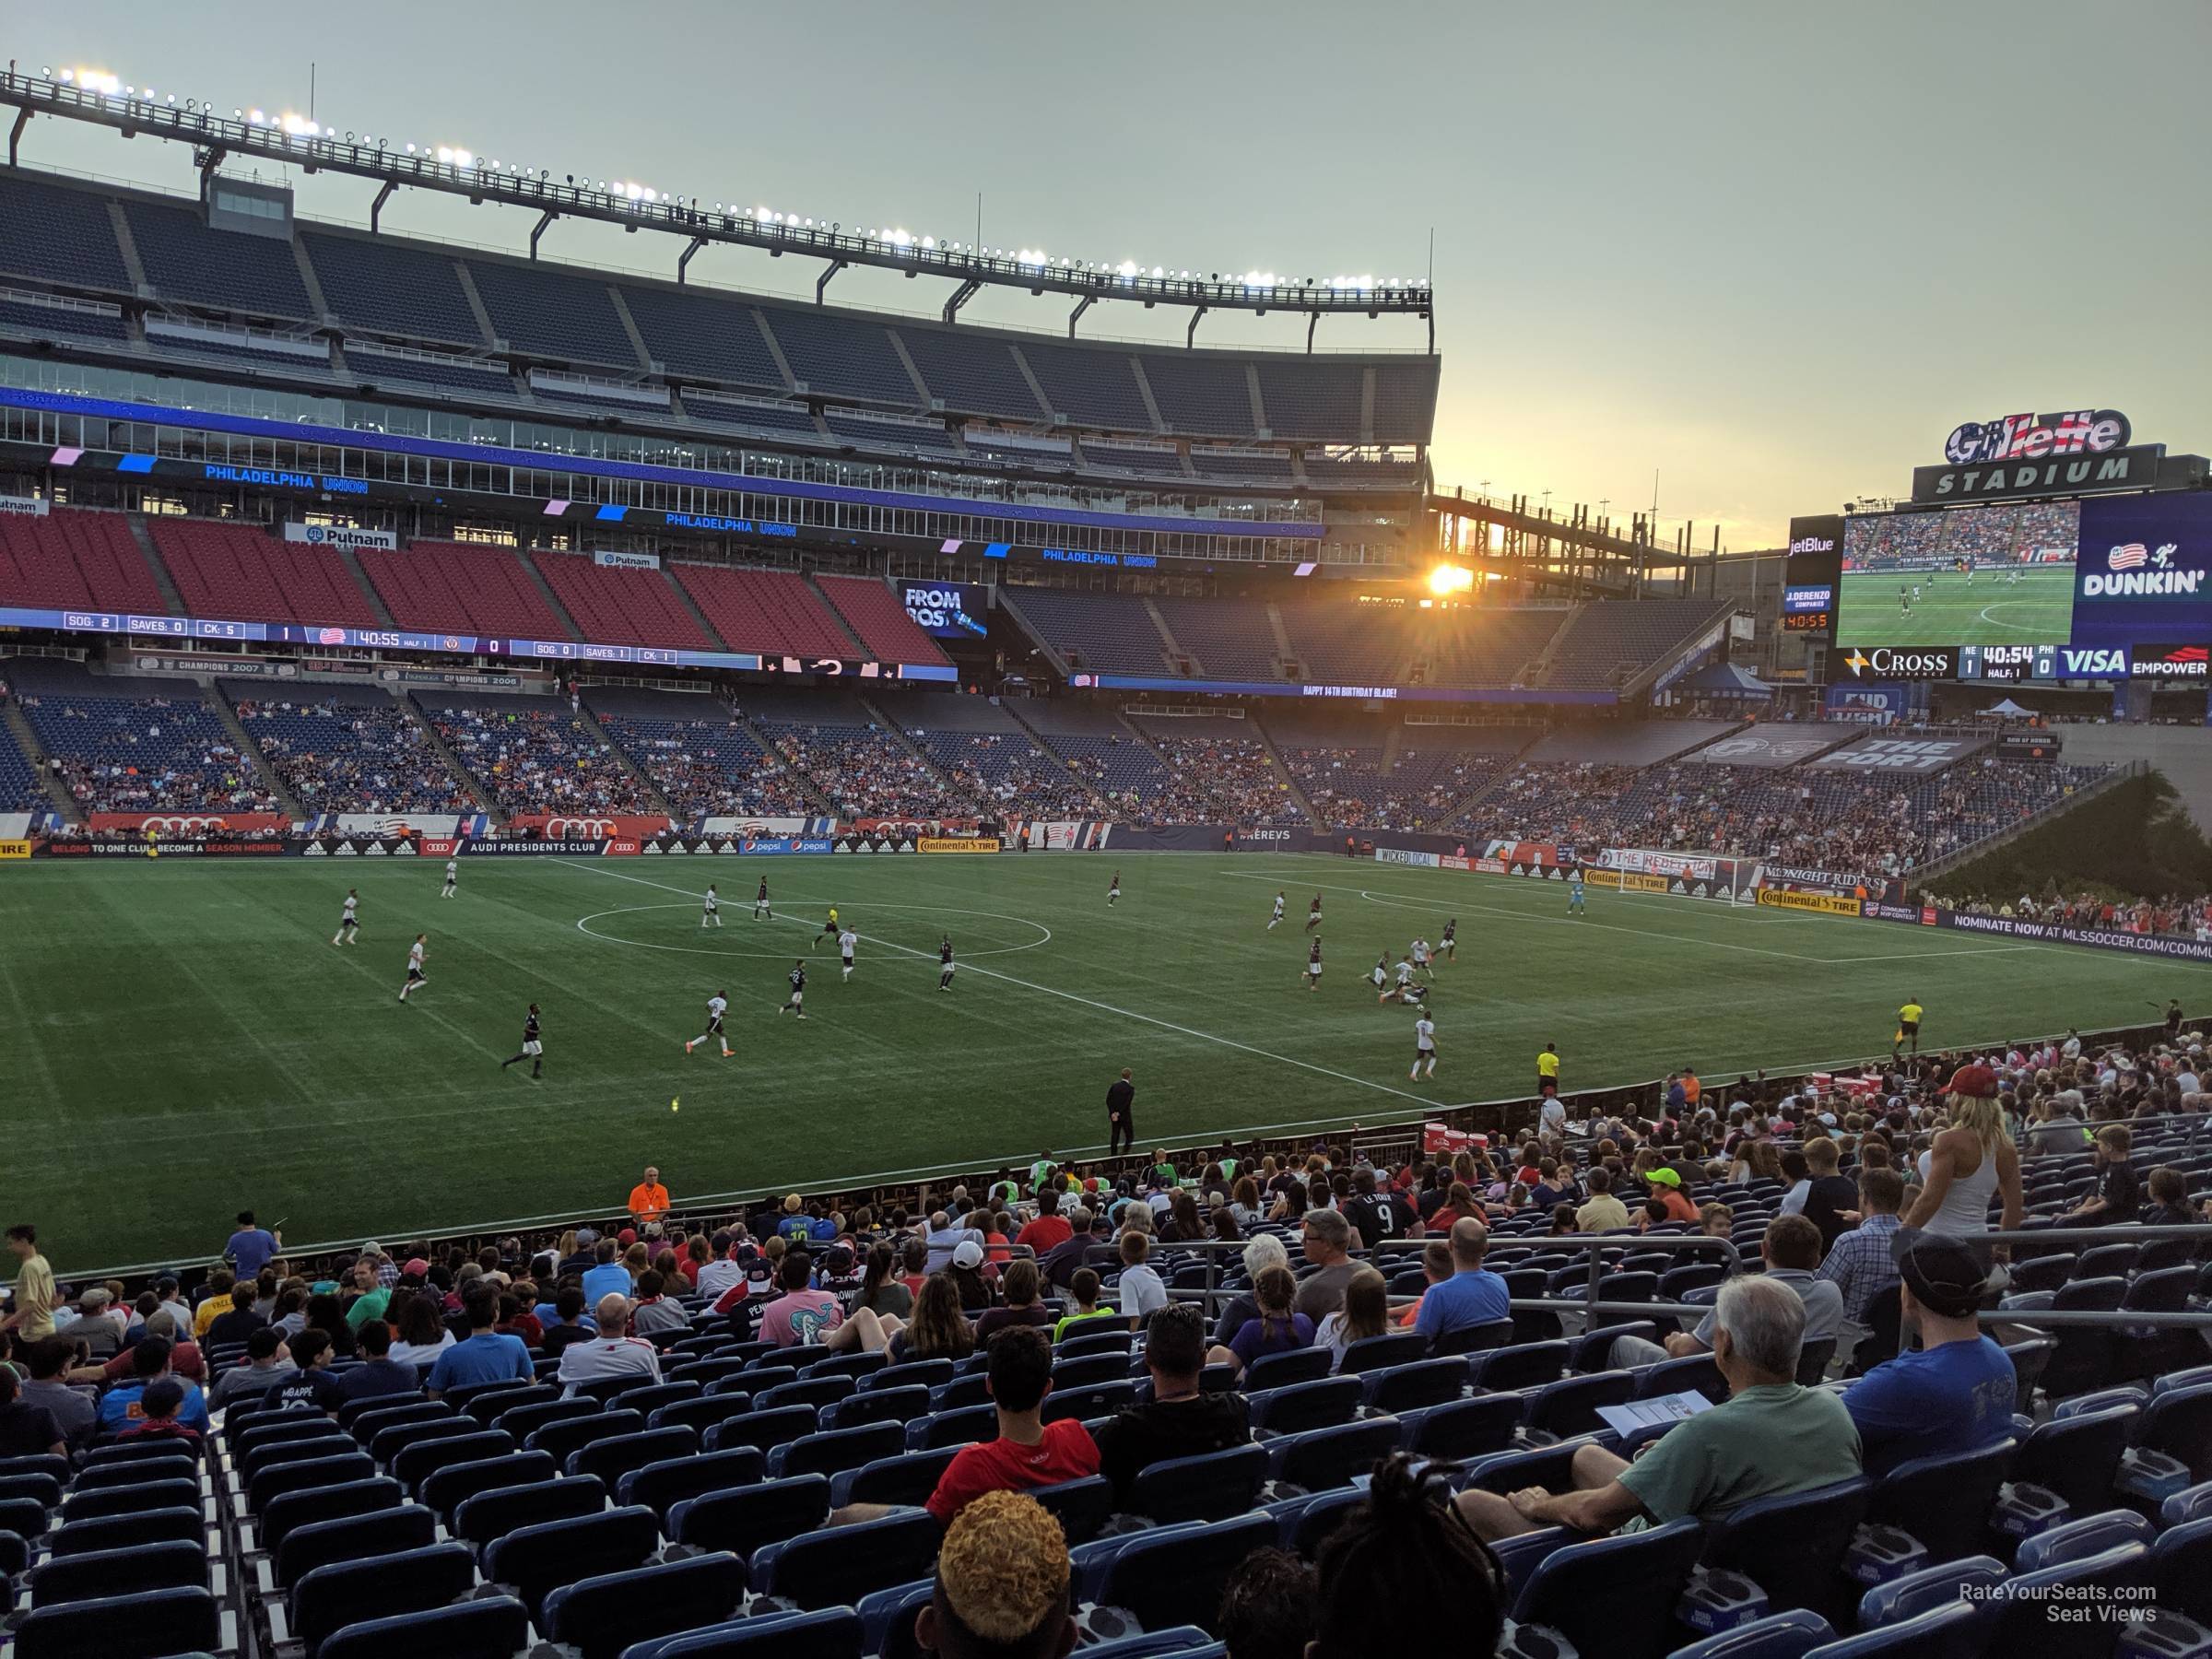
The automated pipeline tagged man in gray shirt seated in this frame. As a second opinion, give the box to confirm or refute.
[1611,1215,1843,1371]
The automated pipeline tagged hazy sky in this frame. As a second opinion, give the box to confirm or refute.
[11,2,2208,548]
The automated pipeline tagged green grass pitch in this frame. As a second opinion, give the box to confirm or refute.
[1836,565,2076,646]
[0,852,2194,1273]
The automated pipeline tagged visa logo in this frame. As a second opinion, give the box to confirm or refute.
[2059,648,2129,677]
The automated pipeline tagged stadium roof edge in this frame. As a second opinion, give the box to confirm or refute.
[1,71,1434,335]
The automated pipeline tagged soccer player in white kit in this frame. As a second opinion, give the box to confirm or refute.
[398,935,428,1002]
[1388,958,1416,1002]
[441,859,458,899]
[686,991,733,1057]
[332,889,359,947]
[1411,1013,1438,1079]
[1411,937,1433,979]
[701,885,722,929]
[1269,892,1286,930]
[838,927,857,982]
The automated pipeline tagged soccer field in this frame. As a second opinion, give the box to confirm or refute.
[0,853,2195,1273]
[1836,565,2076,646]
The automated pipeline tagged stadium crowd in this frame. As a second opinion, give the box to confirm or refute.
[593,712,816,817]
[15,688,277,816]
[1142,734,1300,827]
[919,731,1100,818]
[429,705,658,815]
[763,722,969,820]
[6,1008,2210,1657]
[235,696,464,813]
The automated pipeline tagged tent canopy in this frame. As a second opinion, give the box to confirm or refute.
[1673,661,1773,698]
[1983,698,2033,717]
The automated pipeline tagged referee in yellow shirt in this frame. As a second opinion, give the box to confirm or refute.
[1895,997,1924,1057]
[1536,1042,1562,1096]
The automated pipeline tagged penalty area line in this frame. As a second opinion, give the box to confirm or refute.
[552,857,1445,1112]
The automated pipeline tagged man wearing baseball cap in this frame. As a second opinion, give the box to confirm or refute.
[1841,1230,2015,1477]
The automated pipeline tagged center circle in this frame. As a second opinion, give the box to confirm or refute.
[575,901,1053,960]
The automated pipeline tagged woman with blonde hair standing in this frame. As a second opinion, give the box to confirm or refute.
[1901,1066,2023,1267]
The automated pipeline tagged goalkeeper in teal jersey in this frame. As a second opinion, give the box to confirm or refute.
[1568,866,1586,915]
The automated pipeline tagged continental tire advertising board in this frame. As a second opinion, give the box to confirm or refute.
[920,837,1002,853]
[1757,888,1864,917]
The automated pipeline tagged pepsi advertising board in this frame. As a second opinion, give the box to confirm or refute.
[900,582,988,640]
[2067,494,2212,649]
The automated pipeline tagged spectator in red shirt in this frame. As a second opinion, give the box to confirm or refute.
[828,1324,1098,1529]
[1014,1190,1074,1257]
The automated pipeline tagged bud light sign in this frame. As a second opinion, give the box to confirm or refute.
[900,582,987,639]
[2068,494,2212,648]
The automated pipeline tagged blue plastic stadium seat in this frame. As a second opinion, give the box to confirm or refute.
[753,1510,941,1611]
[46,1506,202,1558]
[316,1595,530,1659]
[910,1403,997,1452]
[1865,1440,2016,1564]
[1241,1348,1333,1394]
[2152,1515,2212,1625]
[257,1477,404,1558]
[462,1382,555,1424]
[274,1505,438,1594]
[1398,1394,1523,1462]
[1042,1381,1140,1425]
[1522,1371,1636,1441]
[1428,1319,1514,1358]
[1126,1441,1269,1523]
[11,1585,223,1659]
[1853,1553,2006,1630]
[1362,1358,1467,1414]
[701,1406,819,1455]
[1665,1609,1836,1659]
[1702,1477,1873,1621]
[1468,1341,1569,1393]
[2011,1406,2136,1524]
[542,1552,747,1659]
[767,1422,906,1481]
[620,1447,767,1521]
[828,1447,960,1512]
[1511,1515,1703,1659]
[1804,1602,1980,1659]
[450,1473,608,1551]
[1031,1475,1116,1547]
[670,1474,831,1559]
[618,1605,865,1659]
[24,1539,207,1608]
[567,1424,699,1486]
[290,1542,477,1659]
[821,1385,934,1431]
[1986,1540,2150,1658]
[650,1395,759,1438]
[1249,1377,1364,1436]
[1074,1513,1277,1634]
[1265,1483,1368,1559]
[417,1450,556,1525]
[2139,1384,2212,1483]
[2015,1507,2156,1572]
[1337,1331,1430,1376]
[1270,1419,1401,1495]
[482,1505,659,1619]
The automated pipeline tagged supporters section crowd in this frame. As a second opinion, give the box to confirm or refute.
[235,695,465,813]
[428,704,656,816]
[6,1012,2212,1654]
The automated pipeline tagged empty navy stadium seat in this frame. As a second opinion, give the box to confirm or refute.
[757,1376,856,1414]
[316,1595,530,1659]
[1702,1477,1872,1620]
[753,1510,941,1610]
[1362,1358,1467,1414]
[1665,1608,1835,1659]
[768,1421,907,1481]
[621,1446,766,1520]
[1075,1512,1276,1634]
[866,1359,957,1394]
[1053,1353,1135,1390]
[499,1394,600,1440]
[483,1505,660,1619]
[1853,1553,2006,1630]
[651,1394,759,1437]
[335,1391,429,1431]
[46,1506,201,1558]
[2015,1508,2153,1573]
[855,1578,935,1659]
[0,1472,60,1512]
[290,1541,477,1659]
[1634,1353,1728,1404]
[1469,1341,1569,1392]
[829,1446,959,1512]
[1338,1332,1430,1375]
[1809,1600,1983,1658]
[1031,1475,1116,1547]
[419,1450,557,1524]
[1270,1419,1401,1493]
[1241,1348,1333,1393]
[1512,1515,1703,1659]
[910,1403,996,1451]
[1522,1371,1636,1441]
[452,1473,609,1550]
[568,1425,700,1486]
[701,1406,818,1455]
[2012,1406,2135,1523]
[543,1552,747,1659]
[2139,1383,2212,1481]
[1042,1381,1139,1425]
[618,1606,865,1659]
[1249,1376,1364,1436]
[821,1385,934,1431]
[1985,1539,2150,1658]
[459,1382,553,1424]
[12,1584,223,1659]
[1127,1441,1269,1522]
[2151,1514,2212,1625]
[246,1453,375,1515]
[68,1453,191,1491]
[257,1477,402,1556]
[611,1381,704,1418]
[25,1539,206,1607]
[671,1474,831,1559]
[1429,1320,1515,1357]
[525,1408,645,1465]
[274,1504,438,1593]
[1866,1440,2016,1563]
[1398,1394,1523,1461]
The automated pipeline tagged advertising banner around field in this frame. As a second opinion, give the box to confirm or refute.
[0,840,30,859]
[1757,888,1864,916]
[86,811,294,835]
[1591,848,1755,903]
[2068,493,2212,648]
[283,523,396,551]
[834,833,919,853]
[1006,819,1114,850]
[42,838,286,857]
[697,817,830,837]
[322,813,488,838]
[739,838,838,855]
[1483,840,1572,872]
[1806,735,1991,774]
[0,813,37,840]
[1374,847,1442,869]
[920,836,1002,853]
[1824,684,1908,724]
[506,814,673,841]
[1860,901,2212,964]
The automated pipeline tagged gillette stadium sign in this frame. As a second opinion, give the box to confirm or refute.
[1943,409,2131,465]
[1912,407,2165,504]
